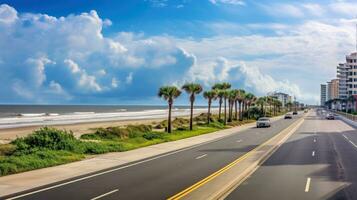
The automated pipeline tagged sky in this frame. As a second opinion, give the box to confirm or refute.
[0,0,357,105]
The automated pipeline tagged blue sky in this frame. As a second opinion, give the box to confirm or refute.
[0,0,357,105]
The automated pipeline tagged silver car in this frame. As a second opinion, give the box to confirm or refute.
[256,117,271,128]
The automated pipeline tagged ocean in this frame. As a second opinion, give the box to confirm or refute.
[0,105,213,129]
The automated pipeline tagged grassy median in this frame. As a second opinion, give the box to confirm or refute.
[0,113,262,176]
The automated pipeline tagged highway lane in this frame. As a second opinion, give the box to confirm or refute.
[226,110,357,200]
[4,115,302,200]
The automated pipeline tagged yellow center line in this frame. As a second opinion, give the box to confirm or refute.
[168,118,304,200]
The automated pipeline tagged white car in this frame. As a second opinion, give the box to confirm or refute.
[256,117,271,128]
[284,113,293,119]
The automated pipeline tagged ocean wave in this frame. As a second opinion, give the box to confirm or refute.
[18,113,47,117]
[73,112,96,115]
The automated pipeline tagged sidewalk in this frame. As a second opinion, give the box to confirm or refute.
[0,116,282,197]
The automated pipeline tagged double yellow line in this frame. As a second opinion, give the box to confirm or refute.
[168,118,304,200]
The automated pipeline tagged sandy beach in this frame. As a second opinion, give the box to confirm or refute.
[0,109,216,143]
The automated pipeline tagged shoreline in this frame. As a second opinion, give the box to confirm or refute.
[0,109,215,143]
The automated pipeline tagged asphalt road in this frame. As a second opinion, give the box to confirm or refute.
[226,110,357,200]
[4,115,301,200]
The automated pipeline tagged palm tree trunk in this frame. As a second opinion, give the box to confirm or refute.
[189,100,193,130]
[227,99,231,122]
[218,98,222,120]
[242,101,245,120]
[168,102,172,133]
[235,101,238,120]
[239,101,243,121]
[207,99,211,124]
[224,97,227,124]
[228,100,233,122]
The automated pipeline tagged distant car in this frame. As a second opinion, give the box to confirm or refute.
[304,109,308,113]
[256,117,271,128]
[326,113,335,120]
[293,111,298,115]
[284,113,293,119]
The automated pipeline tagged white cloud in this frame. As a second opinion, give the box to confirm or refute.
[111,78,119,88]
[329,2,357,17]
[261,4,304,18]
[176,18,356,103]
[0,4,195,103]
[0,4,17,24]
[209,0,245,6]
[302,3,325,16]
[64,59,102,92]
[126,72,133,84]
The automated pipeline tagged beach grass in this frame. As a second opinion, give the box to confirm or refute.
[0,113,266,176]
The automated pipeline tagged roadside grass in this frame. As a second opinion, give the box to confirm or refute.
[0,112,283,176]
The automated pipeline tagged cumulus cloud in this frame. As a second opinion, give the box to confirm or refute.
[1,3,341,104]
[0,4,17,24]
[0,4,195,103]
[177,17,357,103]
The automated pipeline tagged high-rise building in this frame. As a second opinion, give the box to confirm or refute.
[337,63,348,99]
[331,79,339,99]
[346,52,357,96]
[327,79,339,100]
[268,92,291,107]
[327,81,332,101]
[320,84,327,106]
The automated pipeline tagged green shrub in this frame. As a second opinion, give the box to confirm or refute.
[176,126,189,131]
[80,142,122,154]
[142,132,164,140]
[127,124,152,138]
[154,120,167,129]
[0,144,16,156]
[82,124,153,140]
[11,127,80,153]
[207,122,226,129]
[0,150,83,176]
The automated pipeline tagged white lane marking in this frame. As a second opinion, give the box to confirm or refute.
[195,154,207,159]
[312,151,315,157]
[91,189,119,200]
[6,137,227,200]
[305,178,311,192]
[236,139,242,143]
[313,138,316,143]
[342,134,357,149]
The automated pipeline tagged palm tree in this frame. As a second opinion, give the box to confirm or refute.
[286,101,293,112]
[203,90,217,124]
[221,82,231,124]
[158,86,182,133]
[212,83,223,119]
[227,90,235,122]
[237,89,246,121]
[244,93,255,119]
[182,83,203,130]
[232,89,241,120]
[256,97,267,116]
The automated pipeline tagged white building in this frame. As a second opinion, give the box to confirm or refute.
[268,92,291,108]
[346,52,357,96]
[320,84,327,106]
[337,63,348,99]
